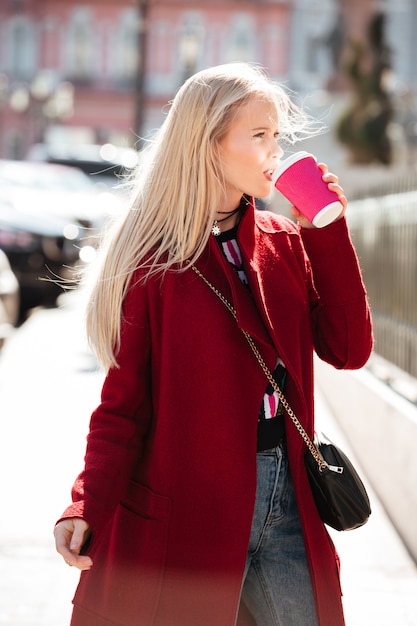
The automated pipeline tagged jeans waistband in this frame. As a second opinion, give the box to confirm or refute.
[257,438,286,456]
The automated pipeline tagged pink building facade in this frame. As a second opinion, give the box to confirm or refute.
[2,1,415,160]
[0,0,291,157]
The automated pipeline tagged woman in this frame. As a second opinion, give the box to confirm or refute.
[54,63,373,626]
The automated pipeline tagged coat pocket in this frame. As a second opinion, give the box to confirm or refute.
[73,481,172,626]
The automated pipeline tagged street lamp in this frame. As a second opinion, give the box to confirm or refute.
[0,74,10,157]
[5,72,75,156]
[179,28,200,82]
[9,85,30,114]
[134,0,149,145]
[43,81,74,122]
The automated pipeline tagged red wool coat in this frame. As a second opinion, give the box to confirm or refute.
[61,204,373,626]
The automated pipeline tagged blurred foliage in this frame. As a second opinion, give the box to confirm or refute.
[336,12,393,165]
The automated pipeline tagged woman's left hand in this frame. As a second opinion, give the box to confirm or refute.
[289,163,347,229]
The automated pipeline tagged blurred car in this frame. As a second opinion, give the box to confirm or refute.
[0,194,88,315]
[26,142,138,195]
[0,158,123,244]
[0,248,19,349]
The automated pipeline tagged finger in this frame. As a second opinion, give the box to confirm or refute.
[289,205,303,222]
[66,553,93,571]
[54,523,73,556]
[327,181,344,196]
[289,206,315,229]
[70,523,89,554]
[55,533,93,570]
[322,172,339,185]
[338,195,348,210]
[327,182,348,208]
[57,538,93,570]
[54,520,92,570]
[54,534,78,565]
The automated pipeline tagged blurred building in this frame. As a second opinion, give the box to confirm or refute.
[0,0,416,159]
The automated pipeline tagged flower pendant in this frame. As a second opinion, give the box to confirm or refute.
[211,221,221,236]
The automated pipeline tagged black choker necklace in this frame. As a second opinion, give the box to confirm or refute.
[212,205,242,236]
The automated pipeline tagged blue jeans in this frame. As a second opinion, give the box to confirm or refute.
[240,444,318,626]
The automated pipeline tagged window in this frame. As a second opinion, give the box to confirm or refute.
[115,10,138,80]
[5,16,37,78]
[66,8,94,79]
[227,14,256,62]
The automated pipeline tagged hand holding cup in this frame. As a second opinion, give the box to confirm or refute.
[272,152,347,229]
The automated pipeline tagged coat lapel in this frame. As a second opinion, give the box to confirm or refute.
[193,219,278,372]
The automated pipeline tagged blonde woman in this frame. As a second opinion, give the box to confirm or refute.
[54,63,372,626]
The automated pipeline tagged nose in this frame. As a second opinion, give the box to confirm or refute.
[275,143,284,159]
[269,137,283,159]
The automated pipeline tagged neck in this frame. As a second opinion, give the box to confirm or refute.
[212,198,247,236]
[219,191,243,214]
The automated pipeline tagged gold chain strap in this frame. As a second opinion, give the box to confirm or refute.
[191,264,327,471]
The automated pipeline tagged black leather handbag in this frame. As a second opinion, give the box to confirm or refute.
[192,265,371,532]
[304,431,371,530]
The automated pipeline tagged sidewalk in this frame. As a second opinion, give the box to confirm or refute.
[314,387,417,626]
[0,292,416,625]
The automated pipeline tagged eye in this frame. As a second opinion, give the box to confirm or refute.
[253,130,280,141]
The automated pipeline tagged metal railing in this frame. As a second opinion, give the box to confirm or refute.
[347,173,417,379]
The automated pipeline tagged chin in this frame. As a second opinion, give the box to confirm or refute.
[255,188,272,199]
[243,184,271,199]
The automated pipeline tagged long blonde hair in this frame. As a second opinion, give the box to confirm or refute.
[86,63,316,370]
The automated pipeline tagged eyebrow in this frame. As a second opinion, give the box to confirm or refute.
[251,126,279,133]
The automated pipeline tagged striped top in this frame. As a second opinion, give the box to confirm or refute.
[216,224,286,451]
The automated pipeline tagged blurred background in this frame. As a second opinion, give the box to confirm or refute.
[1,0,417,309]
[1,0,416,168]
[1,1,417,625]
[0,0,415,161]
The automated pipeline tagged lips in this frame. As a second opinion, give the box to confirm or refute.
[264,169,274,182]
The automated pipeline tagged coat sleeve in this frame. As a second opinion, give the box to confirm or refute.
[59,277,153,534]
[300,217,373,369]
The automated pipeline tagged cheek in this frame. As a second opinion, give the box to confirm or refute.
[220,146,245,177]
[228,154,255,182]
[240,147,263,172]
[219,138,260,180]
[230,139,257,163]
[220,132,248,164]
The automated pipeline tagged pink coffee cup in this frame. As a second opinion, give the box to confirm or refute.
[272,151,342,227]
